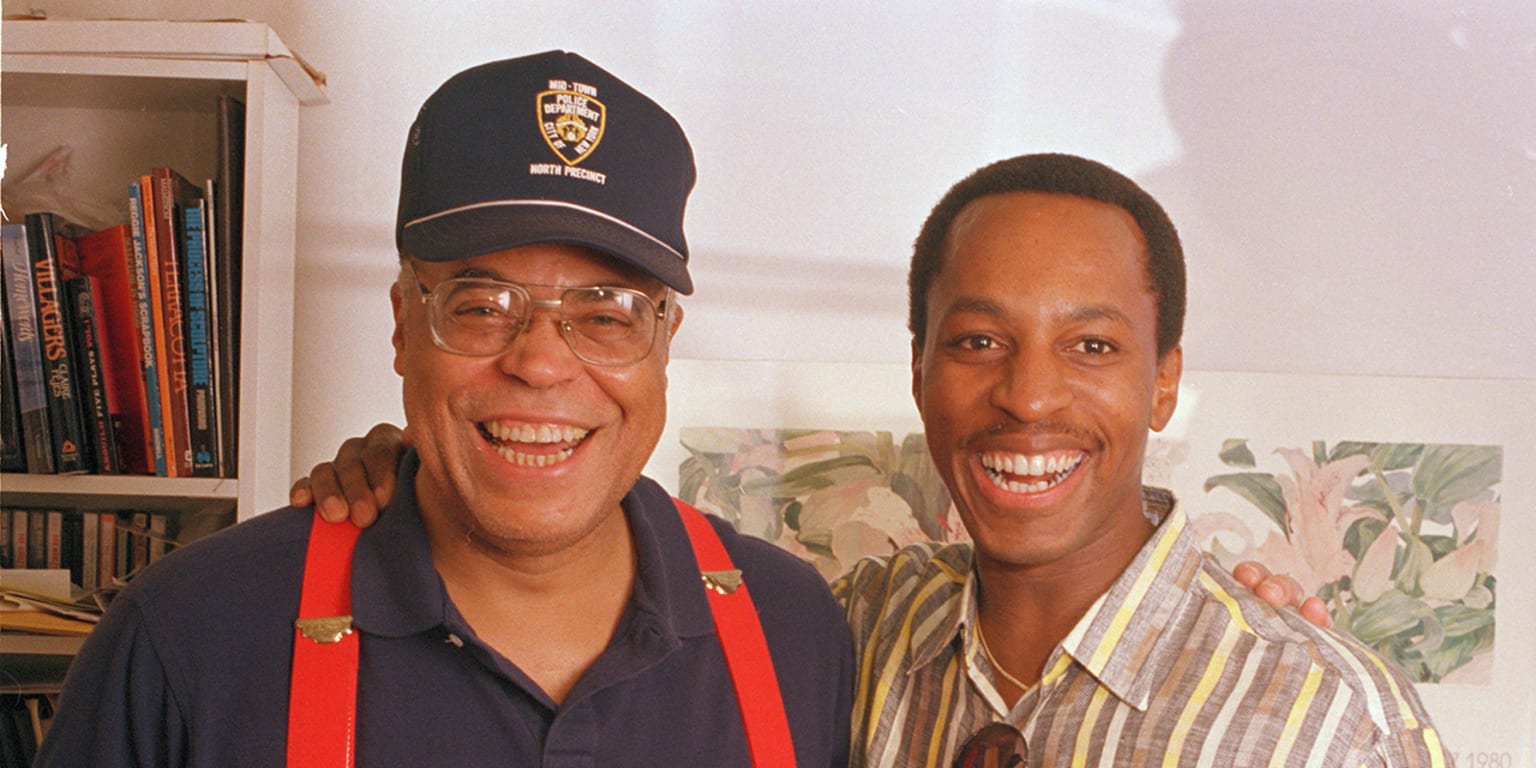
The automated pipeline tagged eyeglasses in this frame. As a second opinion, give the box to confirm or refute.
[952,722,1027,768]
[408,270,670,366]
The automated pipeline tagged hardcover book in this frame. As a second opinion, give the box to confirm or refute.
[76,224,154,474]
[181,201,219,476]
[215,96,246,474]
[1,286,27,472]
[1,224,55,473]
[127,181,168,475]
[67,275,122,474]
[24,212,92,474]
[151,167,204,477]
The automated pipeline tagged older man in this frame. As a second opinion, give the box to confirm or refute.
[37,52,851,767]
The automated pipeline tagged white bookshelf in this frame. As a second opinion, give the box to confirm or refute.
[0,19,326,523]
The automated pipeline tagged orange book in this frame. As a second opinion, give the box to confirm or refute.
[149,168,202,477]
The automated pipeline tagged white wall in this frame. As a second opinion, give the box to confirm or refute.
[6,0,1533,479]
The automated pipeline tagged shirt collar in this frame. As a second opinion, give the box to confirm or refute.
[350,450,714,641]
[906,488,1200,711]
[1050,491,1203,710]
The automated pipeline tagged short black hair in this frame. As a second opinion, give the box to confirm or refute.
[908,153,1185,357]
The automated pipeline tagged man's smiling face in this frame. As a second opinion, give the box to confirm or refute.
[393,243,677,558]
[912,191,1181,576]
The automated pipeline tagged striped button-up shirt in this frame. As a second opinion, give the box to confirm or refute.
[833,490,1452,768]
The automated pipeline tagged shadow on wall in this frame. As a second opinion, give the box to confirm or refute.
[1147,1,1536,377]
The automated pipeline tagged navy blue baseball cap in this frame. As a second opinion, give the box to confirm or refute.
[396,51,696,294]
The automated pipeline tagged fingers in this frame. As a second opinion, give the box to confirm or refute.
[1231,560,1271,590]
[306,461,353,524]
[289,477,314,508]
[359,423,406,510]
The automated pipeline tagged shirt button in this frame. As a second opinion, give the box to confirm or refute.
[445,632,464,647]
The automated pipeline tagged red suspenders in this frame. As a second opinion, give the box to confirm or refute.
[286,500,796,767]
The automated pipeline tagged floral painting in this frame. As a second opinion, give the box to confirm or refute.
[677,426,1501,685]
[678,428,965,581]
[1190,440,1500,684]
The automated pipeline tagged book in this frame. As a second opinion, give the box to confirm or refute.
[1,284,27,472]
[24,212,93,474]
[8,510,27,569]
[81,511,100,592]
[27,510,45,568]
[1,224,55,473]
[98,513,117,589]
[76,225,154,474]
[127,180,168,476]
[66,275,122,474]
[45,510,63,569]
[151,167,203,478]
[215,96,246,476]
[180,201,218,476]
[202,179,231,477]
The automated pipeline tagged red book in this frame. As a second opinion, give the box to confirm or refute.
[150,168,202,477]
[76,225,154,474]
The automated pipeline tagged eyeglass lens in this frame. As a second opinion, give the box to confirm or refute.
[427,279,660,365]
[953,722,1027,768]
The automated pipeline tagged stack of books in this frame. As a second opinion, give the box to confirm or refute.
[1,97,245,480]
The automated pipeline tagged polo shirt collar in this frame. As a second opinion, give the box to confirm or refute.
[349,450,715,642]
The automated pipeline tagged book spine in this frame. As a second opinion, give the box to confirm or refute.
[26,510,45,567]
[151,169,195,477]
[67,275,121,474]
[81,511,99,591]
[0,283,27,472]
[61,511,83,587]
[8,510,27,569]
[127,182,168,476]
[44,510,62,569]
[98,513,117,589]
[75,225,154,474]
[130,511,150,577]
[0,510,10,569]
[181,203,218,476]
[25,213,91,474]
[215,97,246,477]
[1,224,55,473]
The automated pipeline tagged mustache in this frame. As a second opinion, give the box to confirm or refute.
[979,419,1099,447]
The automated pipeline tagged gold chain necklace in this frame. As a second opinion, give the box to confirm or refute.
[975,620,1034,692]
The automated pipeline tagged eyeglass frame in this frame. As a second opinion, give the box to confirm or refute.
[400,262,674,366]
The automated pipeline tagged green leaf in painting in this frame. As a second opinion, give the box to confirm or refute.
[1345,590,1422,643]
[1413,444,1502,513]
[1203,472,1289,536]
[1218,439,1256,468]
[739,454,881,497]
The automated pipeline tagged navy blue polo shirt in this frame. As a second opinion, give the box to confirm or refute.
[37,452,853,767]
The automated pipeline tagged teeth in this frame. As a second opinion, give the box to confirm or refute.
[980,451,1084,494]
[480,421,590,467]
[493,444,576,467]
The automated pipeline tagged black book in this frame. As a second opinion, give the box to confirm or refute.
[2,223,54,473]
[24,212,93,474]
[215,96,246,477]
[1,282,27,472]
[68,275,122,474]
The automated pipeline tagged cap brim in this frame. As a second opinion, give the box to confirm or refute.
[400,201,693,294]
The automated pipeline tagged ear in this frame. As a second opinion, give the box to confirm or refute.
[1149,345,1182,432]
[654,301,684,365]
[391,280,408,377]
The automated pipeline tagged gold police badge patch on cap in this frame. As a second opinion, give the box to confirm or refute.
[538,80,605,166]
